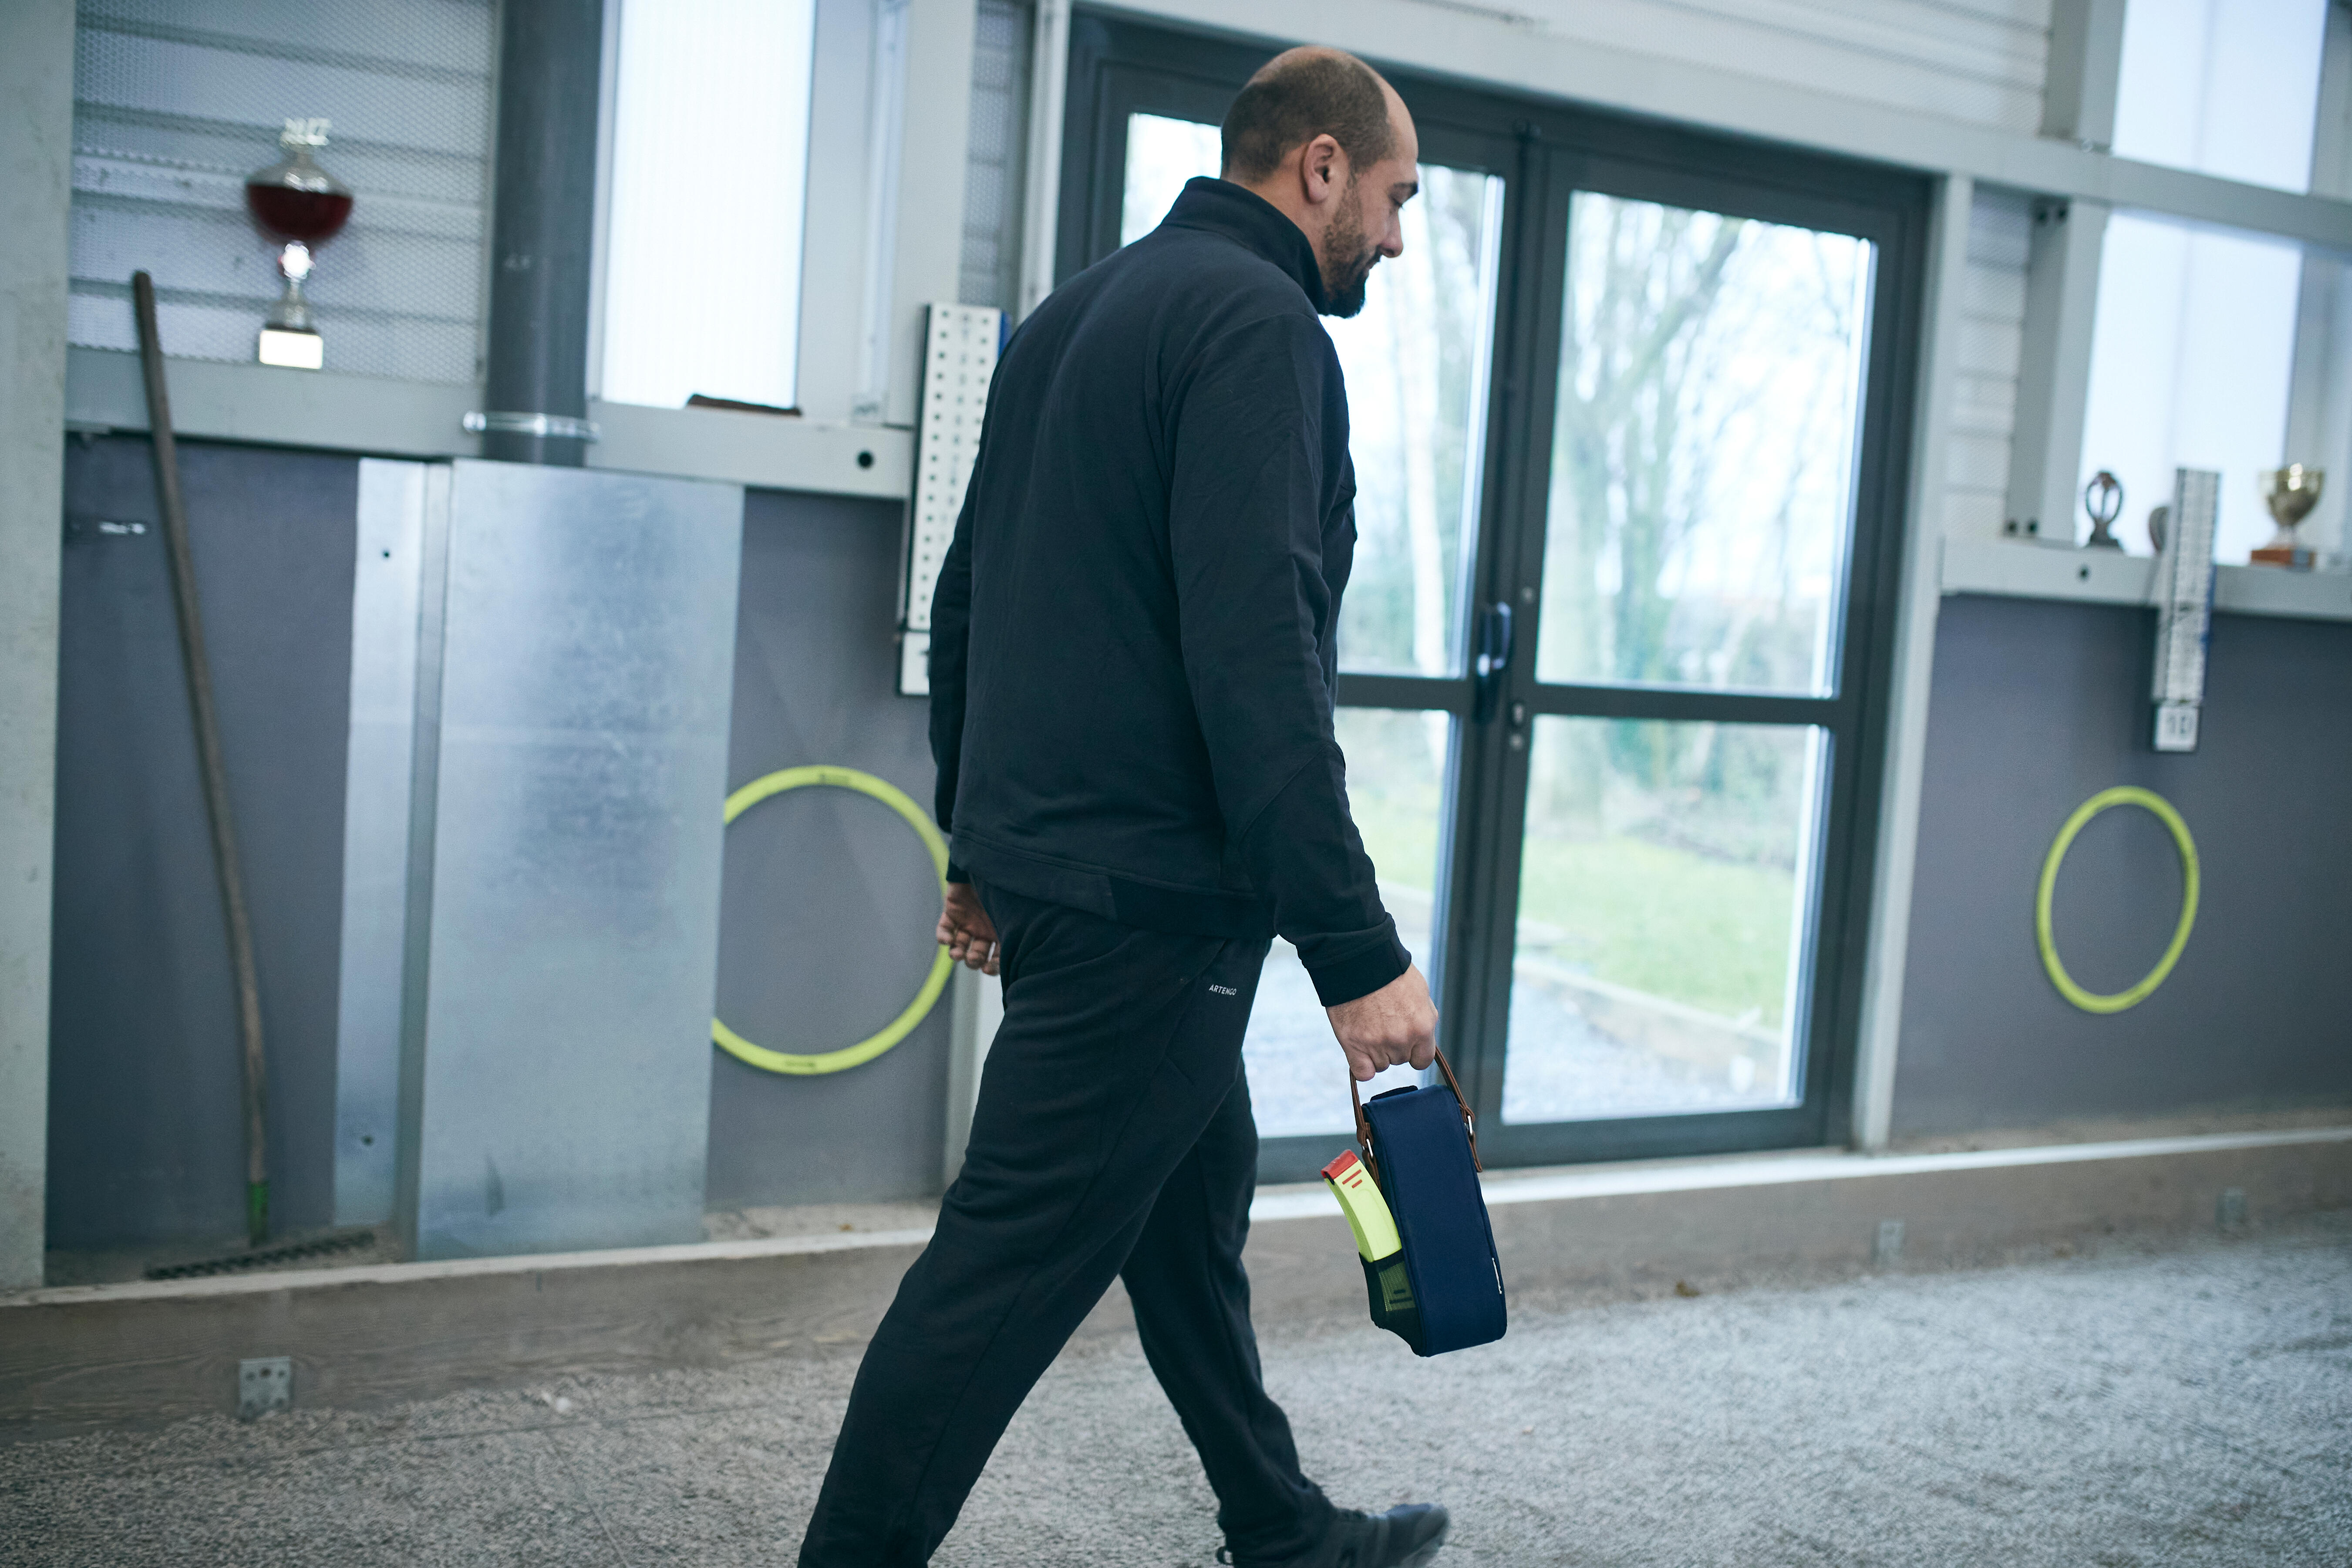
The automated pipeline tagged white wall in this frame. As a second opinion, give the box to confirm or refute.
[1480,0,2052,135]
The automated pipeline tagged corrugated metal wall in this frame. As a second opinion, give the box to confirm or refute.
[67,0,499,384]
[960,0,1031,312]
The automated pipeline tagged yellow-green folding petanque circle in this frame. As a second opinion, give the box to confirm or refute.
[712,766,954,1075]
[2034,786,2200,1015]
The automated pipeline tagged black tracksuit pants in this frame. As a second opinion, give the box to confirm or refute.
[796,887,1334,1566]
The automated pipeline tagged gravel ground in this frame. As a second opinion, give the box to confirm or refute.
[4,1217,2345,1566]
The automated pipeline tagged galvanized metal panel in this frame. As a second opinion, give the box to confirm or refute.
[333,459,430,1227]
[405,461,742,1259]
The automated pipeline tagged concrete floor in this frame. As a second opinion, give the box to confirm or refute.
[3,1220,2345,1567]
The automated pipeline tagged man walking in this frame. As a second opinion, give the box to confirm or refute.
[798,47,1447,1568]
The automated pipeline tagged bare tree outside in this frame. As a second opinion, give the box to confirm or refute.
[1505,195,1871,1122]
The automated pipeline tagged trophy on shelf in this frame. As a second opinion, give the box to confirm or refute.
[2252,465,2324,569]
[2083,470,2124,550]
[245,118,352,370]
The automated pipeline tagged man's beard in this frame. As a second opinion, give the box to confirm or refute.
[1318,176,1380,318]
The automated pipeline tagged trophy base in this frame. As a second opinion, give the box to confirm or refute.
[2250,543,2315,570]
[258,327,323,370]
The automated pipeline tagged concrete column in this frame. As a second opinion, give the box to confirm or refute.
[1018,0,1072,322]
[2039,0,2126,150]
[1852,173,1973,1153]
[2285,2,2352,554]
[864,0,976,426]
[2004,0,2126,546]
[482,0,605,466]
[0,0,73,1289]
[2004,196,2109,545]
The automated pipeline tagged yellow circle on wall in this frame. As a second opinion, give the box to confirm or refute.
[712,766,954,1075]
[2034,786,2199,1015]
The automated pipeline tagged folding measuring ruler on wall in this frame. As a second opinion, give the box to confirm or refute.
[2149,467,2218,753]
[897,303,1005,698]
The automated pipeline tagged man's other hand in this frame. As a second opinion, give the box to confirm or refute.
[937,882,1000,975]
[1326,964,1437,1082]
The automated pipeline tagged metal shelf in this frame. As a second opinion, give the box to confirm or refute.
[1941,536,2352,624]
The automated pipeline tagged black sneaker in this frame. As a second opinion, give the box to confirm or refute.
[1219,1504,1451,1568]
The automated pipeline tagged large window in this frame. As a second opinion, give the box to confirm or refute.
[2078,214,2313,561]
[1060,16,1927,1176]
[1119,116,1503,681]
[2111,0,2331,194]
[2081,0,2342,562]
[600,0,816,411]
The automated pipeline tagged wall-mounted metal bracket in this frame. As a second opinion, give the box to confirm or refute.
[462,410,600,443]
[238,1356,291,1419]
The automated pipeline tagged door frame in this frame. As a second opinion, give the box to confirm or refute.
[1055,10,1931,1183]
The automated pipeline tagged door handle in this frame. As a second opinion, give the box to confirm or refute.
[1473,601,1513,722]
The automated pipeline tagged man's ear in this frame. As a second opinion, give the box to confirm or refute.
[1299,132,1345,208]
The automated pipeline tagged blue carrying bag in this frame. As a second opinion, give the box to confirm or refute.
[1348,1051,1507,1356]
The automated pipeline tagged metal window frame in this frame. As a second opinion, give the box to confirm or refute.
[1057,11,1931,1183]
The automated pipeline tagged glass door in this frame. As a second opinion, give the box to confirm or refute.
[1099,88,1513,1147]
[1057,13,1928,1177]
[1501,190,1865,1134]
[1452,143,1926,1166]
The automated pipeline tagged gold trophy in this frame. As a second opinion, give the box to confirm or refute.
[2252,465,2323,569]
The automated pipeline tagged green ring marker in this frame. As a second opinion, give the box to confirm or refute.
[713,766,954,1075]
[2035,786,2199,1015]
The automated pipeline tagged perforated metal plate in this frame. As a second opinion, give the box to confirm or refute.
[900,303,1003,696]
[2150,468,2217,753]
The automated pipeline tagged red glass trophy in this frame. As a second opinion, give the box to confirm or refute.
[245,118,352,370]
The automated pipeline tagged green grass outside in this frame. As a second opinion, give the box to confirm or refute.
[1353,800,1794,1028]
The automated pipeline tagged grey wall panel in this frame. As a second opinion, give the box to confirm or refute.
[1892,595,2352,1140]
[404,462,739,1260]
[706,489,950,1210]
[49,436,356,1250]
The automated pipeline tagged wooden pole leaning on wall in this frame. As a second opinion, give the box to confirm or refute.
[131,271,270,1248]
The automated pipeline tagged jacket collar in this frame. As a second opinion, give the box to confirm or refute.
[1160,178,1329,314]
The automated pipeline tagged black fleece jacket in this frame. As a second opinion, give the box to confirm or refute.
[927,177,1409,1008]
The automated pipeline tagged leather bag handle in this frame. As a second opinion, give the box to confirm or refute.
[1351,1047,1481,1188]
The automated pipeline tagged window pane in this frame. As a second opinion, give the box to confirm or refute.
[1119,115,1499,676]
[1502,717,1823,1124]
[2112,0,2328,194]
[1536,193,1871,696]
[1244,709,1452,1139]
[1121,114,1221,245]
[2078,212,2310,563]
[1325,170,1503,678]
[601,0,815,411]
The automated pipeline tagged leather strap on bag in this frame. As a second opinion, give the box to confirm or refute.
[1351,1048,1481,1188]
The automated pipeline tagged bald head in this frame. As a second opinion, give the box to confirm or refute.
[1220,46,1396,184]
[1218,47,1418,318]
